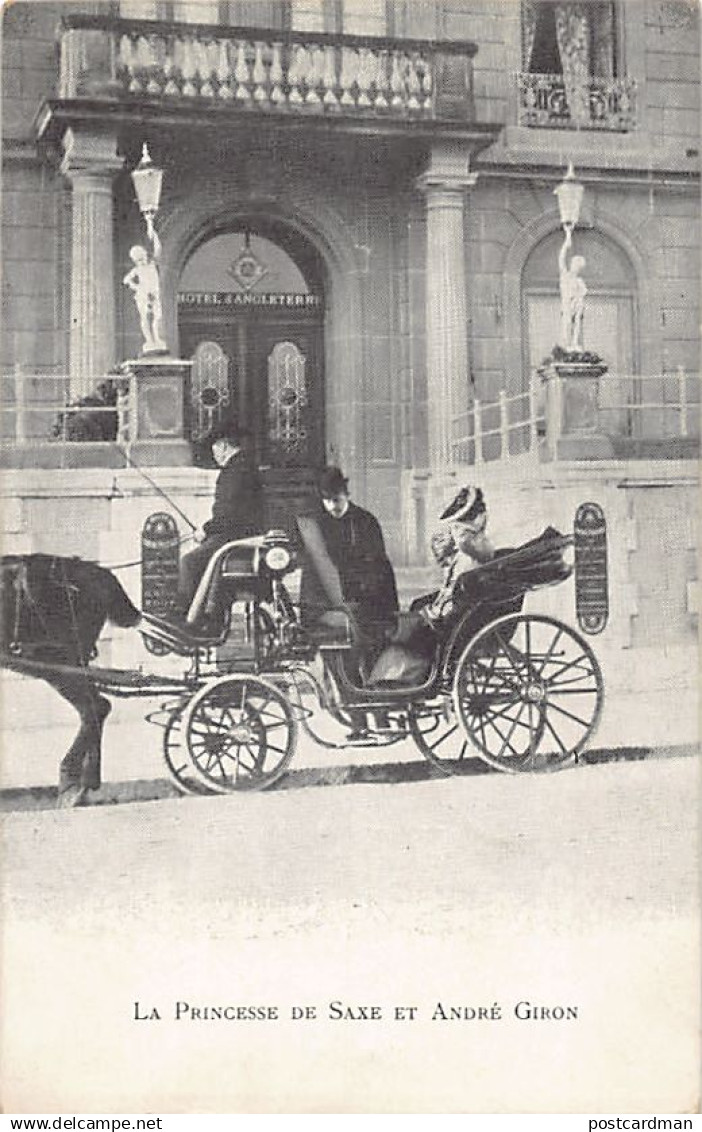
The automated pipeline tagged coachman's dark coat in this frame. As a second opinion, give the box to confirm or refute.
[297,501,398,639]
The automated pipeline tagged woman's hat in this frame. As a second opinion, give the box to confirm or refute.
[440,486,485,522]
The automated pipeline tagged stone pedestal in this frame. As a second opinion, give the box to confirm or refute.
[120,356,193,465]
[543,359,614,460]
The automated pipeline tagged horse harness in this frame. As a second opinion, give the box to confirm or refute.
[2,556,96,665]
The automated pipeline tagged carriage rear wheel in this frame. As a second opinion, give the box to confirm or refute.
[453,613,603,773]
[408,699,483,776]
[182,674,298,793]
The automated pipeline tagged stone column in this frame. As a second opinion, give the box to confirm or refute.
[61,128,122,398]
[416,145,477,512]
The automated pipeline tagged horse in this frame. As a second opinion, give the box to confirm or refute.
[0,554,141,807]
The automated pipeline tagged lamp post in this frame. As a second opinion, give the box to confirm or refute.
[540,164,611,458]
[131,143,163,249]
[554,161,584,232]
[124,143,167,356]
[554,163,587,353]
[120,143,191,461]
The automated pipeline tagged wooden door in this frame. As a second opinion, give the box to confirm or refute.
[179,306,324,532]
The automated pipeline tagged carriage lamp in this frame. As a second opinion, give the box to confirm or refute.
[264,544,292,573]
[131,143,163,243]
[554,162,584,230]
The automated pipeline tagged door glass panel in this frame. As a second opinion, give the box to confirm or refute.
[266,341,310,464]
[190,340,231,439]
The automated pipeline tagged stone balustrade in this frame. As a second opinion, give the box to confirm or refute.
[57,15,477,122]
[517,72,637,132]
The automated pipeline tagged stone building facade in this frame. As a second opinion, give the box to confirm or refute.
[1,0,700,746]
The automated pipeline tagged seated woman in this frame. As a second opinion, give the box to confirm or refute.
[367,485,494,687]
[420,485,495,628]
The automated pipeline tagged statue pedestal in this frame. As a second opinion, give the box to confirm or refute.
[542,357,614,460]
[120,355,192,465]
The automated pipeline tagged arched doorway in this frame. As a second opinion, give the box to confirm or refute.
[178,226,325,530]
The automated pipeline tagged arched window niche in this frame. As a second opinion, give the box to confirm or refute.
[522,227,638,379]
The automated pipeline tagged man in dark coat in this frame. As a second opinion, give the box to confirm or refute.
[297,466,398,651]
[175,425,261,619]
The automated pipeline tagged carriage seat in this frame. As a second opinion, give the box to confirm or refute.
[186,537,268,627]
[304,608,356,650]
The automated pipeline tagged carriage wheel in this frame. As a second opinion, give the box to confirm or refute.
[161,701,213,796]
[182,674,298,793]
[408,699,481,776]
[453,613,603,773]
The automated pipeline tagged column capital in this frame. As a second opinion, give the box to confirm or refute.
[61,127,122,182]
[416,170,479,198]
[416,139,479,198]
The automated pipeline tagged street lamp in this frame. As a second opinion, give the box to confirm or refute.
[130,143,163,247]
[124,142,167,355]
[554,161,584,232]
[554,162,587,353]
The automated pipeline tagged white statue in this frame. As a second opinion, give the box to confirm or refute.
[558,226,587,352]
[123,226,166,355]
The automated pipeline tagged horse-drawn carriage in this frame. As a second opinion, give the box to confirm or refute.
[0,524,604,803]
[136,524,604,795]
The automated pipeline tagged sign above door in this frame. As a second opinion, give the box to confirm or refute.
[177,292,323,310]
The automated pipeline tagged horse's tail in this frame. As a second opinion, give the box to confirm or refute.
[100,569,142,628]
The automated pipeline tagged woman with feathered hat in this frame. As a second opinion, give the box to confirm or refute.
[422,485,496,627]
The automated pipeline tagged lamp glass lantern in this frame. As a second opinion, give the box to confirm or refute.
[554,162,584,229]
[131,143,163,220]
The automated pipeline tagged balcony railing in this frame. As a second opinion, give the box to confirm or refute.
[517,72,637,131]
[452,381,545,467]
[55,15,477,123]
[451,372,699,466]
[0,370,131,466]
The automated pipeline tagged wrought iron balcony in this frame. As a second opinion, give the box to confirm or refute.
[517,72,637,132]
[53,15,477,126]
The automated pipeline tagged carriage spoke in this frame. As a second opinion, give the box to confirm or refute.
[542,713,570,755]
[428,723,460,750]
[531,626,564,679]
[494,702,527,759]
[542,652,590,684]
[543,699,592,729]
[480,711,525,759]
[547,684,599,695]
[544,668,597,688]
[240,744,263,770]
[479,700,535,731]
[527,702,536,763]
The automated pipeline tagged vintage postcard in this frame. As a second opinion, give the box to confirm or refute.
[1,0,699,1114]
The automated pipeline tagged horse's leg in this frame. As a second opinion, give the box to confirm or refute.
[50,675,111,807]
[78,692,112,792]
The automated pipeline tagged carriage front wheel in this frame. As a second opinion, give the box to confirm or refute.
[182,674,298,793]
[453,613,604,773]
